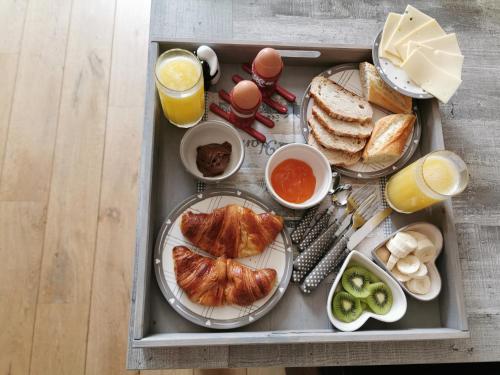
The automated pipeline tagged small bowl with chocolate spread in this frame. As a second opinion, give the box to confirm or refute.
[180,120,244,182]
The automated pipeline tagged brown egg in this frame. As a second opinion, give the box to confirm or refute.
[254,48,283,78]
[231,80,261,110]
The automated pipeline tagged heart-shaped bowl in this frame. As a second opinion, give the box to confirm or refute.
[326,250,407,332]
[371,222,443,302]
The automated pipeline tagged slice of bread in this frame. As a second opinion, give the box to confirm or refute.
[359,62,413,114]
[309,76,373,123]
[308,135,361,167]
[362,114,416,164]
[309,116,366,153]
[312,106,373,139]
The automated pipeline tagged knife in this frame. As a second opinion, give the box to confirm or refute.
[347,207,393,250]
[299,207,392,293]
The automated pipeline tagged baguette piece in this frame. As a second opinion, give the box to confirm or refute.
[309,116,366,153]
[362,114,416,164]
[309,76,373,123]
[359,62,412,114]
[308,135,361,167]
[312,106,373,139]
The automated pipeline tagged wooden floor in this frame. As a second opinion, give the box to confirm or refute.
[0,0,281,374]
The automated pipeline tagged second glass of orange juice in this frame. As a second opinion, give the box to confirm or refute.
[155,49,205,127]
[385,150,468,214]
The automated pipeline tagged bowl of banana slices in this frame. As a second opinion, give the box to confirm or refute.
[371,222,443,301]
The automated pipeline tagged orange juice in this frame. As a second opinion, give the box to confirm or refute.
[385,150,468,213]
[155,49,205,127]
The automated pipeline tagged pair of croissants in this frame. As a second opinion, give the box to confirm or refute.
[173,204,284,307]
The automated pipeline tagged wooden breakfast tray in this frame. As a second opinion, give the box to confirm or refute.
[129,39,469,348]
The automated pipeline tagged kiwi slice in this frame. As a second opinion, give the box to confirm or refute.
[366,282,393,315]
[365,270,380,284]
[332,292,362,323]
[360,300,369,311]
[341,266,371,298]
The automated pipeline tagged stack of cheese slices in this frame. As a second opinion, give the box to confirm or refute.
[379,5,464,103]
[307,76,374,167]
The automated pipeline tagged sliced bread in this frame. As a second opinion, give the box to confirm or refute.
[362,114,416,164]
[312,105,373,139]
[309,76,373,123]
[308,135,361,167]
[309,116,366,153]
[359,62,413,114]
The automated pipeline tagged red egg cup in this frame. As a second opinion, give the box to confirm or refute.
[209,89,274,143]
[238,62,297,114]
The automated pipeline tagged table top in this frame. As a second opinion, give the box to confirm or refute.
[127,0,500,369]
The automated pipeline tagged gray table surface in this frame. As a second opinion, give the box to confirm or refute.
[128,0,500,369]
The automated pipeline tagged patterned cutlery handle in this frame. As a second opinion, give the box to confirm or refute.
[294,253,345,285]
[292,269,307,283]
[299,235,350,293]
[291,204,320,244]
[298,209,332,251]
[293,221,340,272]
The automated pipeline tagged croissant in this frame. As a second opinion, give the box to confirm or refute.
[173,245,226,306]
[225,258,277,306]
[180,204,284,258]
[173,246,277,306]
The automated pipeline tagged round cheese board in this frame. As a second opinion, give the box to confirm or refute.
[372,30,434,99]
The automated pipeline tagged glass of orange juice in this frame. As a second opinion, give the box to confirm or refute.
[385,150,468,214]
[155,49,205,127]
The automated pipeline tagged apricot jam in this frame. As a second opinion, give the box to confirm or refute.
[271,158,316,204]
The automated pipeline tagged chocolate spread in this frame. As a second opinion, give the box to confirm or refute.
[196,141,232,177]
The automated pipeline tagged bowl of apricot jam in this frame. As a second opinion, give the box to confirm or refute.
[265,143,332,209]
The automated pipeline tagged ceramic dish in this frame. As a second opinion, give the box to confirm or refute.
[300,63,421,179]
[154,188,293,329]
[372,30,434,99]
[371,222,443,301]
[179,120,244,183]
[264,143,332,209]
[326,251,407,332]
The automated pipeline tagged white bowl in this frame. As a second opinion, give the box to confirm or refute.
[326,251,407,332]
[371,222,443,301]
[180,120,244,183]
[264,143,332,209]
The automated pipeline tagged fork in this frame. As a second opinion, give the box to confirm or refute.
[299,194,379,293]
[292,188,375,283]
[296,184,374,252]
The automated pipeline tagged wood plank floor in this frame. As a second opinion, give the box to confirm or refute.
[0,0,284,373]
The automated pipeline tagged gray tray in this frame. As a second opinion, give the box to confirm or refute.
[130,39,469,348]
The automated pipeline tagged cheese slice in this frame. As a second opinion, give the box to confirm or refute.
[402,49,462,103]
[395,19,446,60]
[406,42,463,78]
[379,13,402,63]
[384,5,433,56]
[408,33,462,56]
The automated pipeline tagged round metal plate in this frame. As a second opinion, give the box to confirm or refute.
[154,188,293,330]
[300,63,421,179]
[372,29,434,99]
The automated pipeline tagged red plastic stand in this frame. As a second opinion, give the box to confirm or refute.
[209,89,274,143]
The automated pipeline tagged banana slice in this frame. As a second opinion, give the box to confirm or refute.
[406,231,436,263]
[406,276,431,295]
[396,255,421,275]
[391,268,412,282]
[409,263,428,279]
[376,246,391,263]
[386,254,398,270]
[386,232,417,258]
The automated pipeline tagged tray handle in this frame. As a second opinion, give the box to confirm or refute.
[276,50,321,58]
